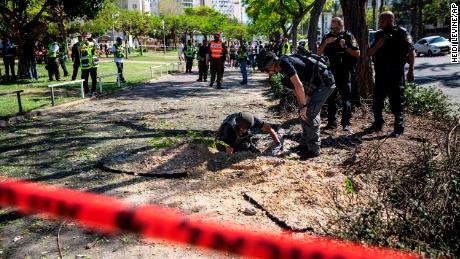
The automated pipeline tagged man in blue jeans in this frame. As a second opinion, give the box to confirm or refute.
[257,50,335,158]
[237,40,248,85]
[1,36,16,81]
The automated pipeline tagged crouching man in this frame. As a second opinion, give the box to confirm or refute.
[257,50,336,158]
[216,112,282,155]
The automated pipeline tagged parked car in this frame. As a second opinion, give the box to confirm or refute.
[414,36,451,56]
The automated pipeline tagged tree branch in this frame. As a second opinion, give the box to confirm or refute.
[279,0,296,16]
[30,0,53,24]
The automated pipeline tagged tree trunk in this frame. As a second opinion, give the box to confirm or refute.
[379,0,384,14]
[416,0,424,40]
[137,37,143,56]
[308,0,326,53]
[372,0,377,30]
[289,17,301,49]
[340,0,374,99]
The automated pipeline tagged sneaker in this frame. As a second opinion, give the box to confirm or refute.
[364,124,383,134]
[196,79,202,82]
[343,125,353,133]
[240,81,247,85]
[216,84,222,89]
[204,79,208,82]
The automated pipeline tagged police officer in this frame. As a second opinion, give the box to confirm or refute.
[184,40,196,73]
[207,33,228,89]
[237,39,248,85]
[112,37,126,83]
[79,32,99,97]
[47,36,60,81]
[318,17,360,132]
[279,37,291,56]
[71,34,82,81]
[366,11,415,137]
[257,51,336,158]
[57,36,69,77]
[196,40,209,82]
[216,112,282,155]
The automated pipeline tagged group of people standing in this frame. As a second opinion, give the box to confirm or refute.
[177,35,268,87]
[216,11,415,158]
[1,33,126,97]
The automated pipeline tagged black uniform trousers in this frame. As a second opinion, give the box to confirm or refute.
[326,67,352,127]
[373,67,405,132]
[47,57,60,81]
[81,67,98,94]
[185,57,194,73]
[210,58,224,86]
[59,56,69,77]
[72,60,80,81]
[198,58,208,81]
[3,57,15,81]
[115,62,125,82]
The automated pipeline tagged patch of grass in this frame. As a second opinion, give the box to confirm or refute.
[0,60,160,118]
[344,177,354,194]
[120,234,131,245]
[148,135,176,149]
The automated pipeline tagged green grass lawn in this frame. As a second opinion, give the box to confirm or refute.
[0,57,180,118]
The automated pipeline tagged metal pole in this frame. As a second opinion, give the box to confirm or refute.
[16,91,23,114]
[51,87,55,106]
[98,77,102,94]
[80,81,85,98]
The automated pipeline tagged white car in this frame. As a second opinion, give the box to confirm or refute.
[414,36,451,56]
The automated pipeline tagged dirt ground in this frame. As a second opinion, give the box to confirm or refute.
[0,67,447,258]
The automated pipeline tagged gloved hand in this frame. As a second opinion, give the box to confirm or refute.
[271,142,283,156]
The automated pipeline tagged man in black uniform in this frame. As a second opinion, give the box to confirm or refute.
[318,17,360,132]
[197,40,209,82]
[367,11,415,137]
[216,112,282,155]
[71,34,82,81]
[257,51,336,158]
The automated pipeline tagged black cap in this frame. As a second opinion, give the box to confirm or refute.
[256,50,278,72]
[235,112,254,129]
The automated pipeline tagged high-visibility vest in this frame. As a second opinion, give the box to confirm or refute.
[48,43,58,58]
[184,45,195,58]
[280,42,291,55]
[210,41,223,59]
[114,43,125,58]
[79,41,98,70]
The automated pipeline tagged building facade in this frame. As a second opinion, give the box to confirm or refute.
[121,0,152,14]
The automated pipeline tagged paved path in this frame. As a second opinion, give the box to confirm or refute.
[413,55,460,105]
[0,68,280,259]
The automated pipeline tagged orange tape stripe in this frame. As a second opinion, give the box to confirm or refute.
[0,177,418,259]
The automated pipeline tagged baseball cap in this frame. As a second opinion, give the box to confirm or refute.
[235,112,254,129]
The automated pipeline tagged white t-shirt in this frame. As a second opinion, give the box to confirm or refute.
[178,43,184,56]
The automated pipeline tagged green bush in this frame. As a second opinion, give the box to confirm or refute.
[404,83,451,119]
[332,125,460,257]
[268,73,297,112]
